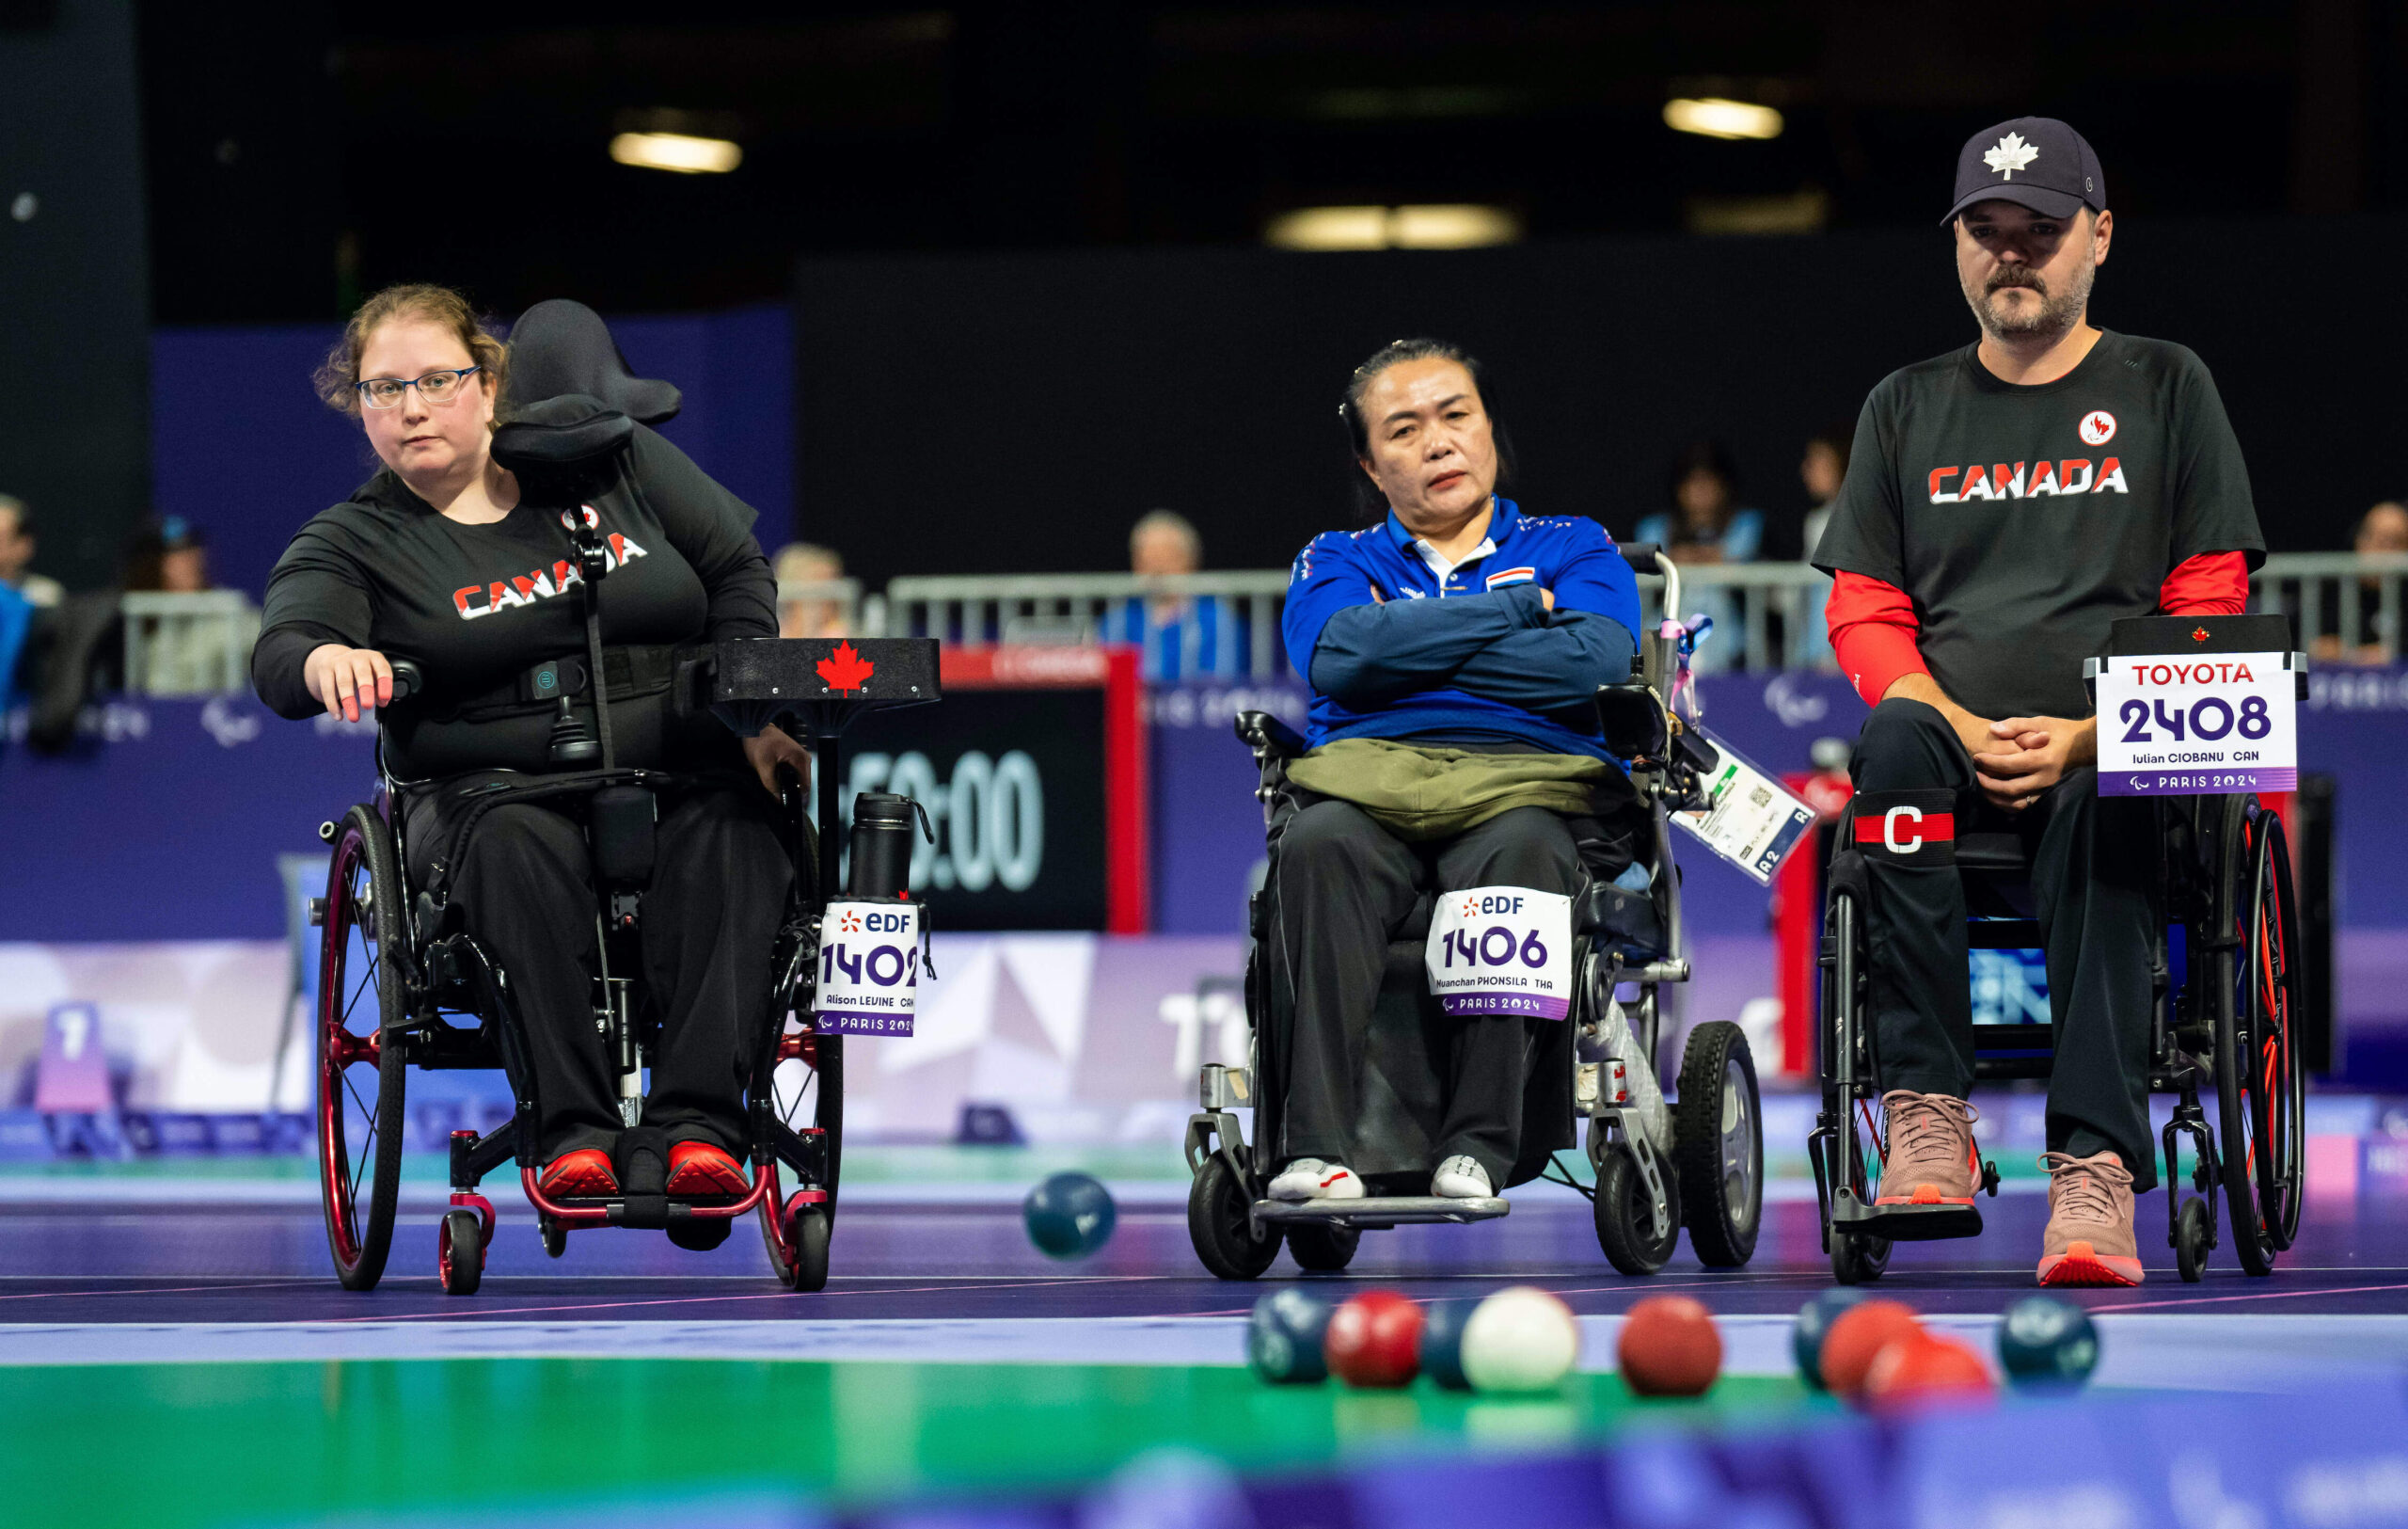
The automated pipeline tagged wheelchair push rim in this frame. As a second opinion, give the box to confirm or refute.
[2223,801,2306,1263]
[317,806,407,1290]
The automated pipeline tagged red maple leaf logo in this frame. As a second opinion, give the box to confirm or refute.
[2192,627,2211,643]
[816,640,875,693]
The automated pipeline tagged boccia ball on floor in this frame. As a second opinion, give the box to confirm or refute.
[1022,1171,1117,1260]
[1419,1298,1480,1391]
[1324,1290,1423,1389]
[1616,1295,1722,1397]
[1997,1294,2099,1390]
[1451,1287,1580,1394]
[1862,1332,1996,1415]
[1248,1288,1335,1385]
[1818,1298,1923,1401]
[1792,1288,1867,1391]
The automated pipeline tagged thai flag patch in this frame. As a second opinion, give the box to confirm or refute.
[1483,566,1537,589]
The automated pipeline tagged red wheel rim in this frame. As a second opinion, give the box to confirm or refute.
[318,824,387,1275]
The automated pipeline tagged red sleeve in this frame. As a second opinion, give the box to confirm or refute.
[2159,551,2249,615]
[1828,570,1926,709]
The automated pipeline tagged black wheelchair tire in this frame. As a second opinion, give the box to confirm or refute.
[540,1217,568,1259]
[1830,1225,1891,1285]
[1594,1149,1679,1276]
[2213,798,2294,1278]
[437,1208,483,1297]
[318,804,408,1294]
[2175,1196,2212,1283]
[779,1206,832,1292]
[1675,1021,1763,1268]
[1188,1155,1282,1280]
[1285,1222,1360,1273]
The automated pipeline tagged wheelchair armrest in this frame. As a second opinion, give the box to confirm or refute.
[1593,683,1668,762]
[388,658,424,702]
[1235,709,1307,761]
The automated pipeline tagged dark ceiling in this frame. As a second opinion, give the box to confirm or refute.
[138,2,2405,324]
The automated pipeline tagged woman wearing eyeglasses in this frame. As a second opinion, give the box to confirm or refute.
[250,282,807,1221]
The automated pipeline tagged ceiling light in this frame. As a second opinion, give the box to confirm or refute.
[1662,98,1783,141]
[610,132,743,175]
[1265,204,1521,252]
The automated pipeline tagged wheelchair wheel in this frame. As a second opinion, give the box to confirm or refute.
[1286,1222,1360,1273]
[761,1028,842,1293]
[438,1208,483,1297]
[2215,798,2305,1275]
[1831,1225,1891,1285]
[1675,1021,1763,1267]
[1188,1155,1281,1280]
[1594,1149,1679,1276]
[540,1217,567,1259]
[2176,1196,2212,1283]
[317,804,407,1293]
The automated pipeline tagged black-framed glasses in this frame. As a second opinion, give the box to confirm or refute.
[356,366,482,409]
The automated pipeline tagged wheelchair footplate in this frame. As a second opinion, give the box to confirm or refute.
[1830,1155,2001,1242]
[1254,1196,1509,1232]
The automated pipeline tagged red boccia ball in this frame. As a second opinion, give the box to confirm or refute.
[1324,1290,1425,1388]
[1617,1295,1723,1397]
[1862,1332,1997,1415]
[1819,1298,1923,1401]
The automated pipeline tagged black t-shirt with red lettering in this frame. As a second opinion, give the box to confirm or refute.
[252,423,775,778]
[1813,329,2264,720]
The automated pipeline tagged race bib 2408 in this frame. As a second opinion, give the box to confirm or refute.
[1425,886,1574,1020]
[813,900,921,1037]
[2094,651,2298,796]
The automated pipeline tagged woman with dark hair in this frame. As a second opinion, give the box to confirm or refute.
[1268,339,1648,1203]
[1636,440,1764,670]
[250,283,809,1226]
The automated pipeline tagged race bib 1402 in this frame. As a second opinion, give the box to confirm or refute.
[813,900,921,1037]
[1424,886,1574,1019]
[2093,651,2298,796]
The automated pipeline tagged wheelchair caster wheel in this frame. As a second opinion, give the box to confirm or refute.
[1830,1225,1890,1285]
[438,1208,484,1296]
[1286,1222,1360,1273]
[772,1204,831,1292]
[2176,1196,2212,1283]
[540,1217,567,1259]
[1594,1151,1678,1276]
[1186,1155,1280,1280]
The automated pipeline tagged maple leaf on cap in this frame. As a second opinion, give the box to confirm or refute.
[816,640,875,693]
[1984,132,2039,181]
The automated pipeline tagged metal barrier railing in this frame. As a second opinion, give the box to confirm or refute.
[121,591,260,697]
[884,572,1293,680]
[2250,551,2408,662]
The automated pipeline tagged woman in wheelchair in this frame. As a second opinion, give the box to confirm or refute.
[1267,338,1648,1204]
[251,282,810,1204]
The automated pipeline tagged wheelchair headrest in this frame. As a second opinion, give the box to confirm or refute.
[492,393,634,475]
[503,299,681,425]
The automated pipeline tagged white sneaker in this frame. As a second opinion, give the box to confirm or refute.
[1432,1155,1493,1199]
[1268,1157,1365,1202]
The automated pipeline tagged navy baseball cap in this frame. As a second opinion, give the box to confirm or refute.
[1941,117,2105,225]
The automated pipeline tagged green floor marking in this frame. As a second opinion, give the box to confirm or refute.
[1,1359,1820,1527]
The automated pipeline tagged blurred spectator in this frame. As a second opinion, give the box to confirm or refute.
[772,541,850,638]
[2313,501,2408,665]
[1117,508,1238,680]
[124,516,251,694]
[1636,441,1763,671]
[125,515,214,594]
[1792,423,1851,670]
[0,494,63,609]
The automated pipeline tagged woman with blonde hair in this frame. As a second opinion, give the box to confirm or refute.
[251,284,807,1226]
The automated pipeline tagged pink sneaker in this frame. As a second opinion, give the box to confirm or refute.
[1875,1091,1979,1206]
[2038,1150,2144,1286]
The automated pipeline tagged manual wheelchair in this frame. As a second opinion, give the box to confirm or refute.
[1813,613,2309,1284]
[1185,546,1766,1279]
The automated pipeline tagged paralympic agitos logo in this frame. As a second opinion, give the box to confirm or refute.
[450,505,650,620]
[1925,457,2128,502]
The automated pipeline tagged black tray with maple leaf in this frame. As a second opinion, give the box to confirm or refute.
[674,637,942,725]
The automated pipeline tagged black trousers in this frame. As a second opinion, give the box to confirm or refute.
[1272,803,1592,1185]
[406,774,794,1160]
[1851,699,2161,1190]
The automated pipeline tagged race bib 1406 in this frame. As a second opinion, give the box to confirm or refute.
[1424,886,1573,1020]
[813,900,921,1037]
[2093,651,2298,796]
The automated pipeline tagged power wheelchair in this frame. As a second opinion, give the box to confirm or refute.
[1185,546,1768,1279]
[307,303,941,1295]
[1814,613,2309,1284]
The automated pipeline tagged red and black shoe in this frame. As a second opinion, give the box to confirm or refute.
[665,1140,750,1197]
[538,1148,619,1199]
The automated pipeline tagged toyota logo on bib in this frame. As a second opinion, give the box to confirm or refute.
[2079,410,2117,446]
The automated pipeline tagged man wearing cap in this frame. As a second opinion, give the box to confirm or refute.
[1812,119,2264,1286]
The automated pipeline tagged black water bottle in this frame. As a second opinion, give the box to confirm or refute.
[848,791,919,898]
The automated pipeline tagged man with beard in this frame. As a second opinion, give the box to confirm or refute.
[1813,118,2264,1285]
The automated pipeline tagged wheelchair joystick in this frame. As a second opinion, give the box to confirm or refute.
[546,694,600,767]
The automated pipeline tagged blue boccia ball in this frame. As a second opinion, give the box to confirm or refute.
[1248,1288,1336,1384]
[1418,1298,1481,1391]
[1022,1171,1117,1260]
[1793,1288,1870,1391]
[1997,1295,2099,1389]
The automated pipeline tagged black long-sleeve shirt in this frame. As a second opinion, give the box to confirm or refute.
[252,424,775,779]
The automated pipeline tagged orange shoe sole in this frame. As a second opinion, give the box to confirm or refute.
[665,1144,750,1197]
[1876,1184,1975,1206]
[2037,1240,2144,1287]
